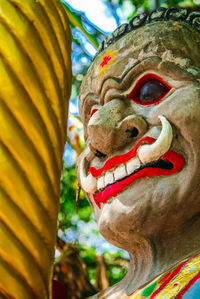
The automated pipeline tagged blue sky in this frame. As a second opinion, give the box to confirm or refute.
[62,0,121,33]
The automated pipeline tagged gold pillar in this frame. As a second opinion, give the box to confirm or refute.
[0,0,72,298]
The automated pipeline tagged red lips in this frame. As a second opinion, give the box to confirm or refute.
[88,137,155,177]
[87,137,185,209]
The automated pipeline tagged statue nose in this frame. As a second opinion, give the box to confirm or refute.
[88,100,148,156]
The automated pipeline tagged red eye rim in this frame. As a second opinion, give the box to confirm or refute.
[90,108,98,118]
[128,73,172,106]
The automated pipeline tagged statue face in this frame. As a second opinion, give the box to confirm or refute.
[77,21,200,249]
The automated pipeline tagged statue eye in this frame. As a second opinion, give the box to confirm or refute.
[128,73,171,106]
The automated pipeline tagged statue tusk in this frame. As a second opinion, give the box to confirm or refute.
[80,158,97,193]
[137,115,173,164]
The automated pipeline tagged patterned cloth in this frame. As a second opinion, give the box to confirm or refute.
[126,252,200,299]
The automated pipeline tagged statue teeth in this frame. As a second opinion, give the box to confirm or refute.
[126,157,141,175]
[97,176,105,189]
[114,164,126,181]
[82,173,97,193]
[105,171,114,185]
[97,157,141,191]
[80,158,97,193]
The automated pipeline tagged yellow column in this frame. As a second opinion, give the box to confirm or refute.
[0,0,72,298]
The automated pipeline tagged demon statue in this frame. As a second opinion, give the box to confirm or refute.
[77,7,200,298]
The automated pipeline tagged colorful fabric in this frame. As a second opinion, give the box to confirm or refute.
[126,252,200,299]
[90,253,200,299]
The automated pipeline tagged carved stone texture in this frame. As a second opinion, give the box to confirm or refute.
[147,7,167,22]
[78,8,200,299]
[95,8,200,56]
[187,12,200,32]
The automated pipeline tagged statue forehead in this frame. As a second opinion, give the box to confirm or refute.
[79,21,200,110]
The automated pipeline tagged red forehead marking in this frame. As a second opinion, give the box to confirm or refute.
[98,50,118,78]
[100,55,111,68]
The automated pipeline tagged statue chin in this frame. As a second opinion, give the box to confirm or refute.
[78,7,200,299]
[95,166,196,250]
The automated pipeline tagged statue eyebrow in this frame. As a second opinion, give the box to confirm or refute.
[99,57,161,101]
[99,59,197,105]
[81,93,100,118]
[80,55,198,114]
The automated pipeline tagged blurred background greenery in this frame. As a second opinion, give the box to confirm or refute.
[54,1,200,298]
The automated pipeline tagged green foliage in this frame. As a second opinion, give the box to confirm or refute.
[59,166,76,230]
[78,245,98,282]
[161,0,198,7]
[77,245,129,286]
[62,2,99,48]
[104,251,129,285]
[59,165,93,230]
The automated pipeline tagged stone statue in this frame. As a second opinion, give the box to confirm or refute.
[77,7,200,298]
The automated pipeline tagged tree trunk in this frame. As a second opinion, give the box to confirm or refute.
[54,237,97,299]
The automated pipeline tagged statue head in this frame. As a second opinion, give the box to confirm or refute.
[77,8,200,254]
